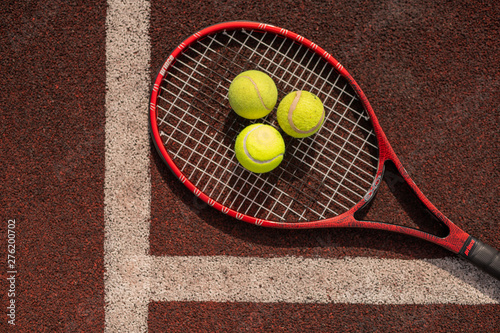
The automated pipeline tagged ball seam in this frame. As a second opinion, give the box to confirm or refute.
[242,76,273,111]
[243,125,283,164]
[287,91,325,134]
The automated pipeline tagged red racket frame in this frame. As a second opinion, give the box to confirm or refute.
[149,21,478,257]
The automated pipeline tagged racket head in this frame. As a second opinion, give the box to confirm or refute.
[149,21,392,229]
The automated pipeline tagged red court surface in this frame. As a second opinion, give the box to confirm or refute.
[1,0,499,332]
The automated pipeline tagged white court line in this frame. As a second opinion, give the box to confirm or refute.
[104,0,151,331]
[104,4,499,332]
[149,256,499,305]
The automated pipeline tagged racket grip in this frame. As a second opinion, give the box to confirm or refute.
[459,236,500,280]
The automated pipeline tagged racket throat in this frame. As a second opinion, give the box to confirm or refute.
[355,161,450,238]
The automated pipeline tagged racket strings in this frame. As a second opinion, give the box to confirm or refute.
[176,30,378,174]
[158,36,321,220]
[168,32,372,217]
[212,29,379,182]
[156,28,379,222]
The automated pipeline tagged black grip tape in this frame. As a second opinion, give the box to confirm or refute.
[459,236,500,280]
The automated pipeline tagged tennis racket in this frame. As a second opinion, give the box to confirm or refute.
[149,21,499,280]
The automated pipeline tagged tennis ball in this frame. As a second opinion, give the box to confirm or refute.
[277,90,325,138]
[228,70,278,119]
[234,124,285,173]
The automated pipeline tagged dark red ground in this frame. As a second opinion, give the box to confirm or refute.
[1,0,499,332]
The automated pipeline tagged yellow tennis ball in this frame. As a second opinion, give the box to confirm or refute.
[277,90,325,138]
[228,70,278,119]
[234,124,285,173]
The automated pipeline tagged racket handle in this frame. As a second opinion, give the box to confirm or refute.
[459,236,500,280]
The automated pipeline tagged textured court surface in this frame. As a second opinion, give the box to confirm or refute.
[1,0,499,332]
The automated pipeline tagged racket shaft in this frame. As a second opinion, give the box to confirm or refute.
[459,236,500,280]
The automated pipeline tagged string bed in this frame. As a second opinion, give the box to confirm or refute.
[155,28,379,222]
